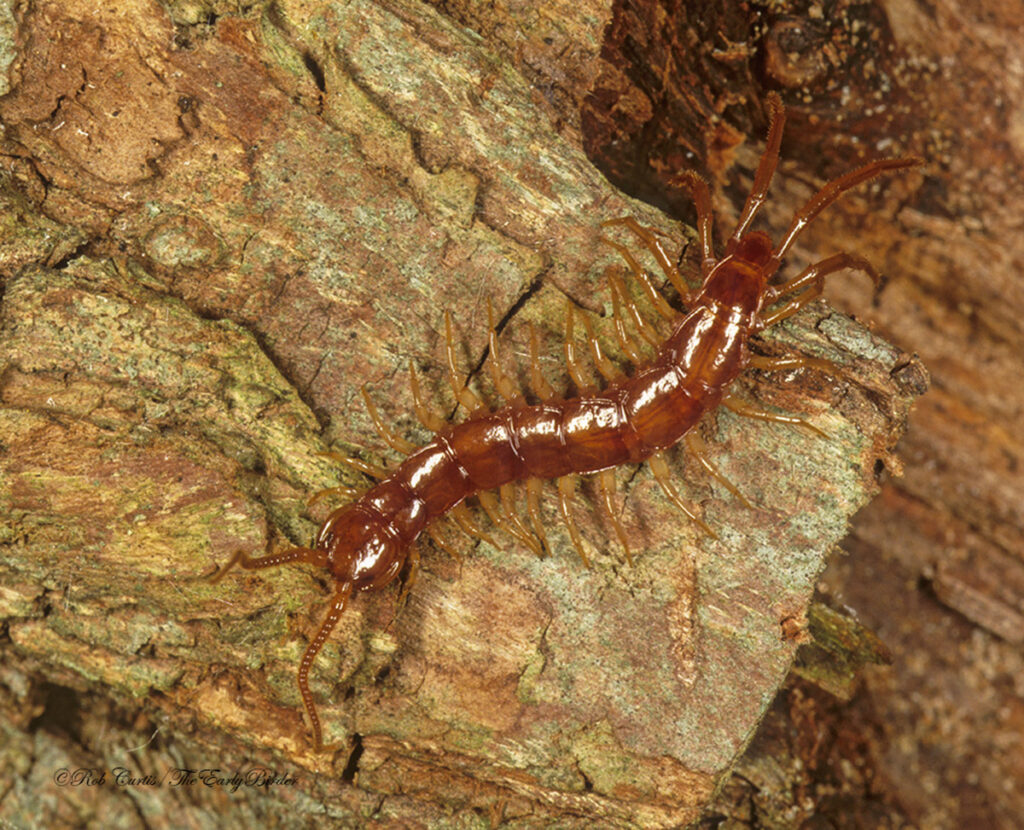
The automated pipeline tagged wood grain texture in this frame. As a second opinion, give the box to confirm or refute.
[0,1,919,827]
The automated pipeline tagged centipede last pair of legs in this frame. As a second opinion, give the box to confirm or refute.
[211,93,920,751]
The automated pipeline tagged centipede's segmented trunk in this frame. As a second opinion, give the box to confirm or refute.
[212,92,921,752]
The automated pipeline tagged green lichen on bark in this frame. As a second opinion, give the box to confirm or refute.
[0,1,923,827]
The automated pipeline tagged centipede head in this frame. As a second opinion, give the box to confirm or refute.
[315,503,404,591]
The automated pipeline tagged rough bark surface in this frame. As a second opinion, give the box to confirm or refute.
[546,1,1023,828]
[0,2,923,828]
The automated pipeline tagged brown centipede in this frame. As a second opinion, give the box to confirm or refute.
[211,93,920,752]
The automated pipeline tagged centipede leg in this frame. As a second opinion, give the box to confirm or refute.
[525,478,549,556]
[479,489,539,554]
[427,524,463,563]
[683,432,752,509]
[607,272,644,364]
[307,484,361,508]
[361,387,417,454]
[298,582,353,753]
[767,252,880,306]
[445,311,486,412]
[600,216,695,301]
[527,323,557,401]
[600,236,677,320]
[486,299,522,403]
[648,452,718,539]
[747,354,838,374]
[758,285,824,329]
[607,269,661,348]
[597,469,633,565]
[722,394,829,439]
[397,545,420,606]
[408,361,447,433]
[451,503,498,548]
[317,451,389,480]
[557,476,591,568]
[577,311,621,383]
[563,302,590,391]
[500,483,543,557]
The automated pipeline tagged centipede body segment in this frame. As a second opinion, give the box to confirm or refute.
[211,93,921,752]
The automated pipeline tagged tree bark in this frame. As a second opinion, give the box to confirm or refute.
[552,1,1024,827]
[0,1,921,827]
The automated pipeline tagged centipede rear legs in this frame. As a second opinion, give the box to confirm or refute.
[209,546,325,583]
[209,546,350,752]
[296,583,352,753]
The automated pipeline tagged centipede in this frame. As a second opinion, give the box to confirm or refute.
[211,93,920,752]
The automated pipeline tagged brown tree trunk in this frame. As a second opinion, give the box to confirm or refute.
[0,2,923,827]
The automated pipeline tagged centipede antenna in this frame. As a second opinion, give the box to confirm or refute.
[770,156,923,268]
[557,475,591,568]
[209,546,319,583]
[408,361,447,433]
[318,450,389,480]
[361,386,417,454]
[648,452,718,539]
[597,469,633,565]
[746,353,837,374]
[297,582,353,753]
[444,311,485,412]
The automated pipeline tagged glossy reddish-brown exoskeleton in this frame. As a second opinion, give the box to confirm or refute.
[211,93,921,751]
